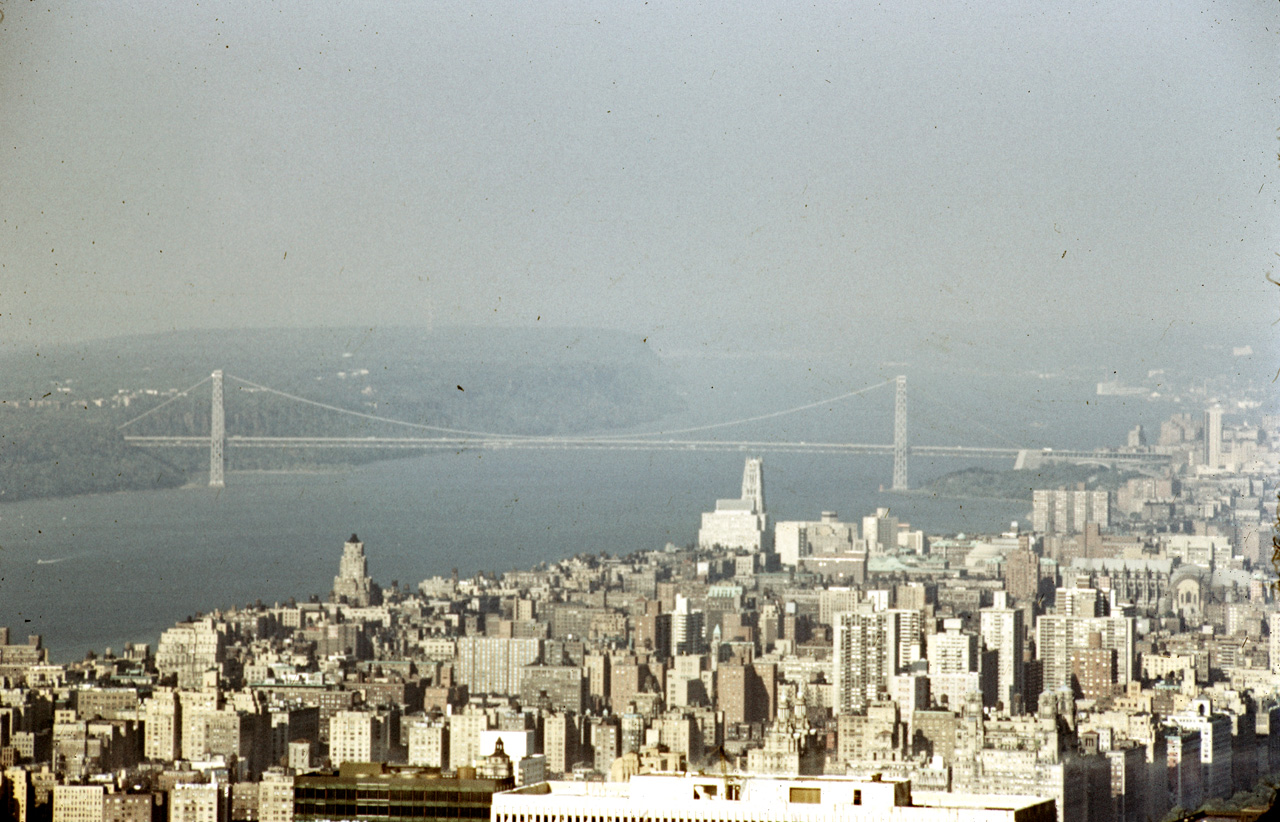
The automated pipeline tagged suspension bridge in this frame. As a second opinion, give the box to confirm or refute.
[119,371,1169,489]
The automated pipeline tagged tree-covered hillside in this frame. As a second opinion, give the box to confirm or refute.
[0,326,686,499]
[920,464,1140,501]
[0,414,188,501]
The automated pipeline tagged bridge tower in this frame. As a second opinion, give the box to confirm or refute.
[209,370,225,488]
[892,375,908,491]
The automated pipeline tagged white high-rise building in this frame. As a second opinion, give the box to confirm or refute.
[407,718,449,767]
[1031,490,1110,533]
[449,709,489,770]
[927,619,978,675]
[169,783,227,822]
[699,459,771,552]
[671,595,705,656]
[143,688,181,761]
[1035,614,1134,693]
[1204,406,1223,469]
[1168,699,1233,802]
[884,608,925,669]
[259,771,294,822]
[52,785,104,822]
[543,712,576,775]
[926,618,985,710]
[832,609,908,713]
[456,637,543,696]
[155,619,226,691]
[862,508,899,554]
[980,598,1025,714]
[329,710,391,767]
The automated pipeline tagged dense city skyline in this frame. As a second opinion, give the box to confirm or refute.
[2,3,1279,821]
[0,400,1277,822]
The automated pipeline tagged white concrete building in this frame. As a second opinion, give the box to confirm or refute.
[456,636,543,696]
[155,618,226,690]
[492,774,1055,822]
[1167,699,1234,802]
[862,508,899,553]
[52,785,104,822]
[833,610,913,713]
[143,688,181,761]
[258,771,294,822]
[671,595,705,657]
[980,601,1025,714]
[1035,614,1134,693]
[169,783,228,822]
[776,512,860,568]
[407,717,449,767]
[1204,406,1223,470]
[328,710,390,768]
[449,709,489,771]
[699,459,771,552]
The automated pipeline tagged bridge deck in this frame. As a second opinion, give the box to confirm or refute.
[122,435,1167,465]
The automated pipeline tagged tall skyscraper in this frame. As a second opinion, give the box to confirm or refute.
[1204,406,1223,469]
[740,457,765,514]
[331,534,379,606]
[543,712,576,775]
[832,609,906,713]
[1035,613,1134,694]
[980,597,1025,714]
[671,595,705,657]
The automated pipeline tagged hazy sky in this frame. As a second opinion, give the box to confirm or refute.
[2,1,1276,354]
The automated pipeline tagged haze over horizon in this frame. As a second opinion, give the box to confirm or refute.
[2,2,1276,364]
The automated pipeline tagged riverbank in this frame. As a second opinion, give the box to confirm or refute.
[918,464,1140,501]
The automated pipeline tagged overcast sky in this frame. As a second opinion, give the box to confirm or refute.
[2,1,1276,355]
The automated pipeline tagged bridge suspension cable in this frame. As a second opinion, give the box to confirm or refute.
[579,376,898,441]
[208,373,897,444]
[224,374,555,439]
[116,374,213,430]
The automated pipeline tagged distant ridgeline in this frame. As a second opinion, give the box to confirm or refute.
[0,326,684,500]
[921,464,1140,501]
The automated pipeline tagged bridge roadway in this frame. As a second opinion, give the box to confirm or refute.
[122,435,1168,466]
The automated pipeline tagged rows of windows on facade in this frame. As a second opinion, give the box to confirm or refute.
[0,406,1278,822]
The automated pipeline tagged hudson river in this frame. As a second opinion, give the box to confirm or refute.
[0,449,1025,661]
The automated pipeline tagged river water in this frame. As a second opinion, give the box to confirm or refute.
[0,448,1026,662]
[1,360,1195,664]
